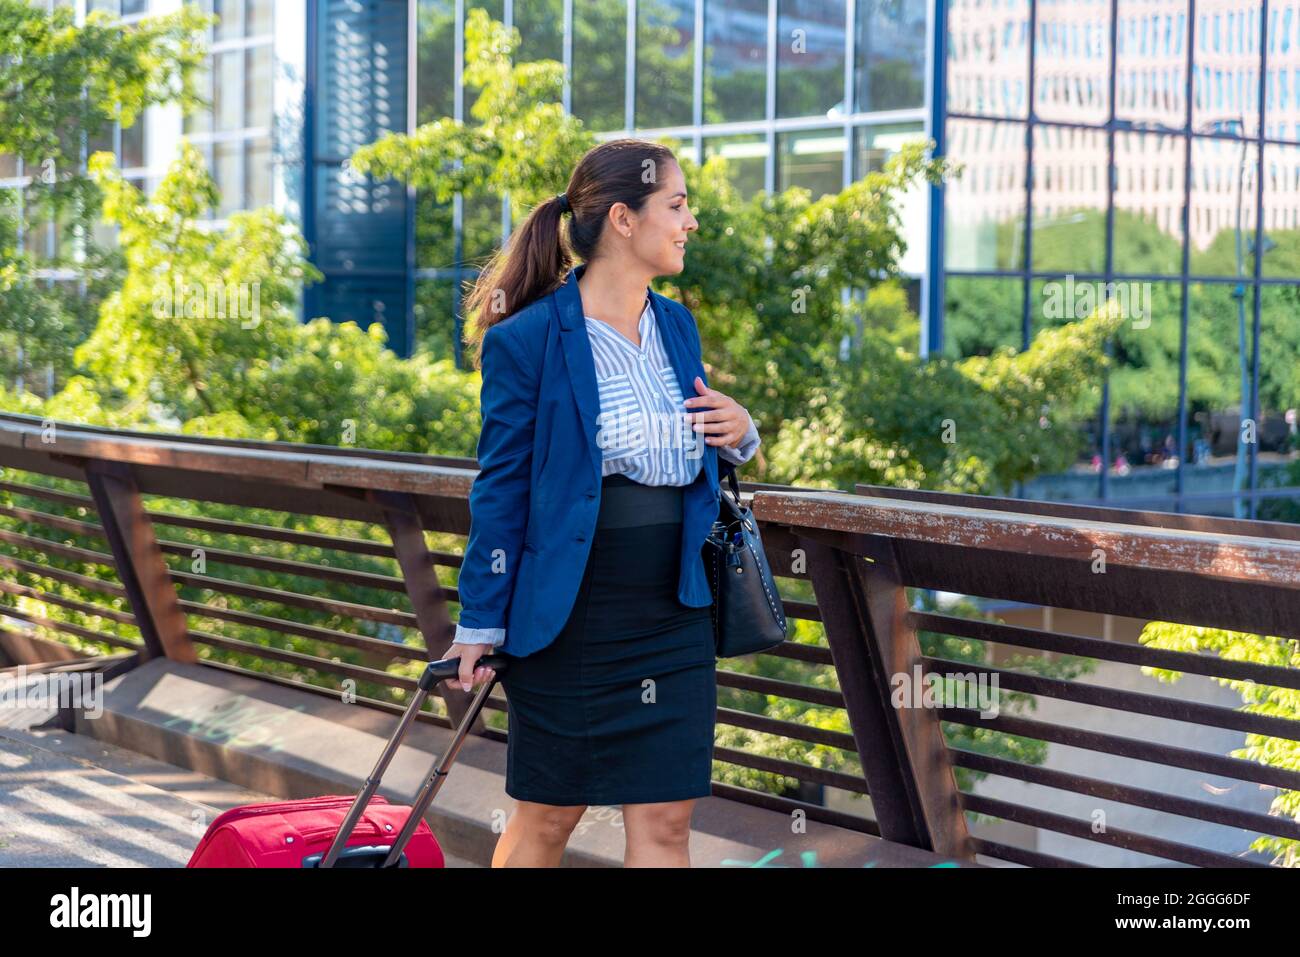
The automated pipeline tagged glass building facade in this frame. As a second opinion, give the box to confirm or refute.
[7,1,1299,521]
[934,0,1300,518]
[413,0,933,366]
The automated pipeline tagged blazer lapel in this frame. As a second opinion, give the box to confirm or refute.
[553,264,602,488]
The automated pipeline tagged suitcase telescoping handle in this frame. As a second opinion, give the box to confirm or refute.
[315,653,510,869]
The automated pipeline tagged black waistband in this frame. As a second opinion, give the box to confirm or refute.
[597,473,684,528]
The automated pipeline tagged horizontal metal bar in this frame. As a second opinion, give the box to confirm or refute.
[912,611,1300,691]
[960,793,1269,867]
[924,655,1300,743]
[937,707,1300,791]
[951,748,1300,842]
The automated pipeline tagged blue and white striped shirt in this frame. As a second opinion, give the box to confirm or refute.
[453,298,760,647]
[588,297,760,484]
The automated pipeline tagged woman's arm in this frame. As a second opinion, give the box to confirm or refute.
[452,321,538,649]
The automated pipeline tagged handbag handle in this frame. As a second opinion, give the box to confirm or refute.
[719,458,742,504]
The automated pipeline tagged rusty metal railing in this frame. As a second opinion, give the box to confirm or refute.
[1,410,1297,867]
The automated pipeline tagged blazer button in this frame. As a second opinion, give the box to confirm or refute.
[575,534,586,542]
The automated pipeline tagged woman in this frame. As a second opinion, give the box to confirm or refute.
[445,139,760,867]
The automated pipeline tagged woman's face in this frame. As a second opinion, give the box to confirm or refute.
[619,159,698,276]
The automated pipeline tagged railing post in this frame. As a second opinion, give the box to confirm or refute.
[367,489,483,734]
[800,531,975,860]
[82,460,195,663]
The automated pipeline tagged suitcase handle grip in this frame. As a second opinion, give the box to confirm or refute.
[320,655,509,868]
[419,653,509,689]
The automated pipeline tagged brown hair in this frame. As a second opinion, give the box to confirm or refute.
[462,137,679,370]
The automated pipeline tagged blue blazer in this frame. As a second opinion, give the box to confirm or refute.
[457,262,722,658]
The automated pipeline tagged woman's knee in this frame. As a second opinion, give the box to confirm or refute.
[624,800,695,845]
[511,800,588,844]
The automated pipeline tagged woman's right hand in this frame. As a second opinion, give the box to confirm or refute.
[442,642,497,692]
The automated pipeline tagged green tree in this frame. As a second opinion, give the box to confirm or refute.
[1139,622,1300,867]
[0,0,210,389]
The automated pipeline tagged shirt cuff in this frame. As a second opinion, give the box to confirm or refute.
[453,623,506,647]
[718,411,760,467]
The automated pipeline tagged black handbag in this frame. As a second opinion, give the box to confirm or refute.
[702,460,788,658]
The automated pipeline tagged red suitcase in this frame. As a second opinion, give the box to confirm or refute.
[187,654,507,868]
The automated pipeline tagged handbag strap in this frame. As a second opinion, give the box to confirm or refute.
[719,459,741,504]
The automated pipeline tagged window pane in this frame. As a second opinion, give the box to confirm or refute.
[1186,281,1255,516]
[636,0,695,129]
[214,50,245,131]
[247,44,273,129]
[943,276,1024,357]
[854,0,926,112]
[1034,0,1112,125]
[416,190,455,268]
[1189,134,1257,276]
[417,0,456,124]
[854,122,924,178]
[1258,286,1300,436]
[945,118,1026,271]
[946,0,1030,119]
[776,128,844,199]
[1192,0,1262,138]
[122,0,148,15]
[1031,124,1107,274]
[247,136,271,207]
[121,120,146,169]
[776,0,847,119]
[703,133,767,199]
[415,278,458,360]
[184,59,212,135]
[1260,143,1300,278]
[215,141,243,217]
[572,0,627,131]
[703,0,767,124]
[213,0,245,41]
[1116,0,1189,129]
[516,0,563,68]
[248,0,273,35]
[1114,131,1186,275]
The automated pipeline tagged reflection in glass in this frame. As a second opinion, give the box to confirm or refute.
[573,0,628,132]
[1191,0,1262,138]
[1113,131,1185,275]
[703,0,767,124]
[854,122,925,178]
[1030,124,1107,274]
[1260,144,1300,278]
[703,134,768,199]
[1188,135,1258,276]
[776,0,847,119]
[215,50,245,132]
[1116,0,1188,129]
[416,0,456,124]
[1034,0,1111,124]
[946,0,1030,119]
[120,120,146,170]
[944,118,1026,271]
[636,0,695,129]
[944,276,1024,358]
[247,44,273,129]
[776,129,844,199]
[853,0,926,112]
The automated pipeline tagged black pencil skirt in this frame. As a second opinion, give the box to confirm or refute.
[498,472,718,806]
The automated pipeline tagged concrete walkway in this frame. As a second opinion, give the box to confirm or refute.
[0,672,475,867]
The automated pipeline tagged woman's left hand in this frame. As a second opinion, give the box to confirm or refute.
[685,376,751,448]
